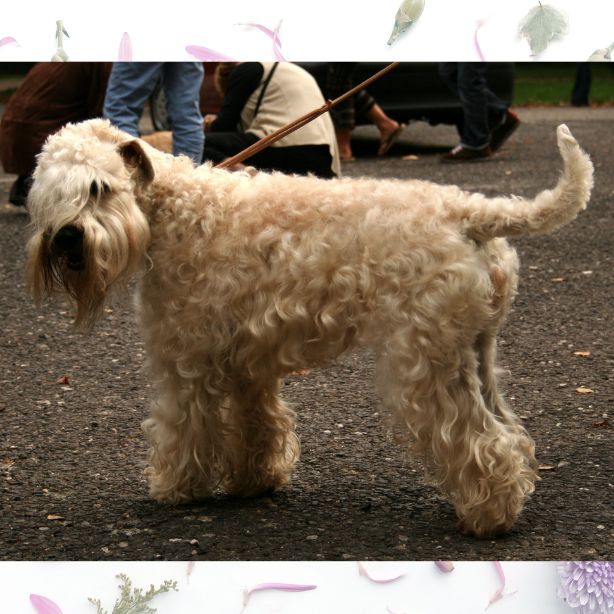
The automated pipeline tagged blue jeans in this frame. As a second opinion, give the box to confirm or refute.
[104,62,204,164]
[438,63,508,150]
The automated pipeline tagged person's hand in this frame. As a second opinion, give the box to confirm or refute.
[204,114,218,131]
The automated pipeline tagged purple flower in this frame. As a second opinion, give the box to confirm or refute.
[558,561,614,614]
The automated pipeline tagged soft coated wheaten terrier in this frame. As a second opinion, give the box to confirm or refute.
[26,118,593,537]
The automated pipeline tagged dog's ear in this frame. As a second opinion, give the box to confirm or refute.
[119,140,155,184]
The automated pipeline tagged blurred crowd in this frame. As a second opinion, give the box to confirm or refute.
[0,61,529,207]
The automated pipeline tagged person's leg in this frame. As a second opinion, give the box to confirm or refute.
[202,132,259,165]
[251,145,336,178]
[571,63,592,107]
[103,63,163,137]
[162,62,205,164]
[326,63,357,161]
[454,63,491,150]
[367,107,403,156]
[439,63,495,162]
[438,62,466,145]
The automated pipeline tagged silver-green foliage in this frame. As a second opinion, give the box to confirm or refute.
[387,0,426,45]
[518,3,568,56]
[587,43,614,61]
[88,574,178,614]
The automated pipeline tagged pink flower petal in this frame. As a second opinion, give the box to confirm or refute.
[486,561,516,610]
[242,582,317,606]
[30,594,63,614]
[118,32,132,61]
[272,22,286,61]
[435,561,455,573]
[186,560,195,583]
[236,22,281,46]
[357,562,406,584]
[235,21,286,61]
[0,36,18,47]
[185,45,236,61]
[474,19,487,61]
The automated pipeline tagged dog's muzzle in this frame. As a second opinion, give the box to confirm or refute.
[51,225,85,271]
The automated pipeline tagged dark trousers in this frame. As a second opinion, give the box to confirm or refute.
[571,64,592,106]
[438,63,508,149]
[203,131,336,178]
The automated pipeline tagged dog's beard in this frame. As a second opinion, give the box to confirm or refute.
[27,200,150,327]
[27,228,108,327]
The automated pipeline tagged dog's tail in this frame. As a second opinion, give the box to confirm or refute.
[464,124,594,242]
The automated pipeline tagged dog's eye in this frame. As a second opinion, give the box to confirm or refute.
[90,181,111,197]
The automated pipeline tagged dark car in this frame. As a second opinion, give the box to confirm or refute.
[150,62,515,132]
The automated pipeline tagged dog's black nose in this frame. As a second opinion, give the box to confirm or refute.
[52,225,85,270]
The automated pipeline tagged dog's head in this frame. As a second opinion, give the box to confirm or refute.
[26,118,154,326]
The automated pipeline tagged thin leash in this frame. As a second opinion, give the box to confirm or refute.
[214,62,401,170]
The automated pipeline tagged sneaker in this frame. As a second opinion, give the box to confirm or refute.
[441,144,492,163]
[490,110,520,153]
[8,175,32,207]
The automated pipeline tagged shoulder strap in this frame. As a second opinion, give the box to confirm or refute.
[253,62,278,117]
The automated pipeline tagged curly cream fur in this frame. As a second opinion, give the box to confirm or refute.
[26,119,593,537]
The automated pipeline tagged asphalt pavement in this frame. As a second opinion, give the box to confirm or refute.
[1,107,612,561]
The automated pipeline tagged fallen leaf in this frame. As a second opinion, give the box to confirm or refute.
[55,375,70,385]
[575,387,594,394]
[538,464,556,471]
[593,419,609,429]
[288,368,311,377]
[574,351,591,357]
[47,514,64,521]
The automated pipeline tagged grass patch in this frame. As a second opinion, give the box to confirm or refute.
[514,62,614,106]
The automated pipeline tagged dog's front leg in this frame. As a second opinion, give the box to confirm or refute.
[223,379,300,497]
[142,374,230,503]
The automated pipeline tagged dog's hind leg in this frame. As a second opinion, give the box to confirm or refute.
[378,317,538,538]
[223,379,300,497]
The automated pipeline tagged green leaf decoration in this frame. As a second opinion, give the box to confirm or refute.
[518,3,568,56]
[88,574,178,614]
[387,0,426,45]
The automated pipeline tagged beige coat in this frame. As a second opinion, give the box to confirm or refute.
[240,62,341,177]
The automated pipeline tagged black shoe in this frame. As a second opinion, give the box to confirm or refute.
[8,175,32,207]
[441,144,492,163]
[490,110,520,153]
